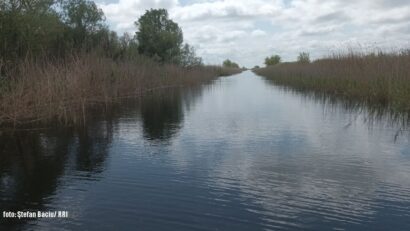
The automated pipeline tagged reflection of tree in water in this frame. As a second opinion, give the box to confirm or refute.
[0,119,114,228]
[140,91,184,141]
[140,86,207,142]
[76,121,113,173]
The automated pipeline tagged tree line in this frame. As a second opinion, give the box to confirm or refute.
[222,59,239,68]
[0,1,202,68]
[261,52,311,67]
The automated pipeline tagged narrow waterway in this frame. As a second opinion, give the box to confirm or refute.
[1,71,410,230]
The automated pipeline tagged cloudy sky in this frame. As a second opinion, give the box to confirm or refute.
[95,0,410,67]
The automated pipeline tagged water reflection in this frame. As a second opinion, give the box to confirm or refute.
[75,122,113,173]
[139,86,209,142]
[140,90,185,141]
[262,77,410,134]
[0,121,116,225]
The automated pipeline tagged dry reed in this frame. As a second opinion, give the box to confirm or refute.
[0,53,241,127]
[254,49,410,114]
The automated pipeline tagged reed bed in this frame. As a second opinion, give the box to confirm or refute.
[0,54,241,127]
[254,50,410,114]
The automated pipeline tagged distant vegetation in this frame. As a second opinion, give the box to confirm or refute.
[254,50,410,114]
[223,59,240,69]
[265,55,281,66]
[0,2,241,127]
[297,52,310,64]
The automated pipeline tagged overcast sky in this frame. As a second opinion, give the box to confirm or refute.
[95,0,410,67]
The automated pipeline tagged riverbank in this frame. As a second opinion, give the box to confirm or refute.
[0,54,241,127]
[254,50,410,114]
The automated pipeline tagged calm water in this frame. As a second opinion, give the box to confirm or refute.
[1,71,410,230]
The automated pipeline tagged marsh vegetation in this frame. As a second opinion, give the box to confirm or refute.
[0,54,240,127]
[254,50,410,117]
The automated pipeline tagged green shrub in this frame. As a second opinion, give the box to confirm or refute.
[265,55,281,66]
[297,52,310,64]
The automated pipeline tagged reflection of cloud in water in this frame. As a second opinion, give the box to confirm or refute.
[167,73,410,229]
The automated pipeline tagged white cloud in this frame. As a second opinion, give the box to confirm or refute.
[251,29,267,37]
[171,0,282,21]
[97,0,410,67]
[299,26,339,36]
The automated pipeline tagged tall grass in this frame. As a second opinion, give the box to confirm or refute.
[0,53,241,127]
[254,49,410,114]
